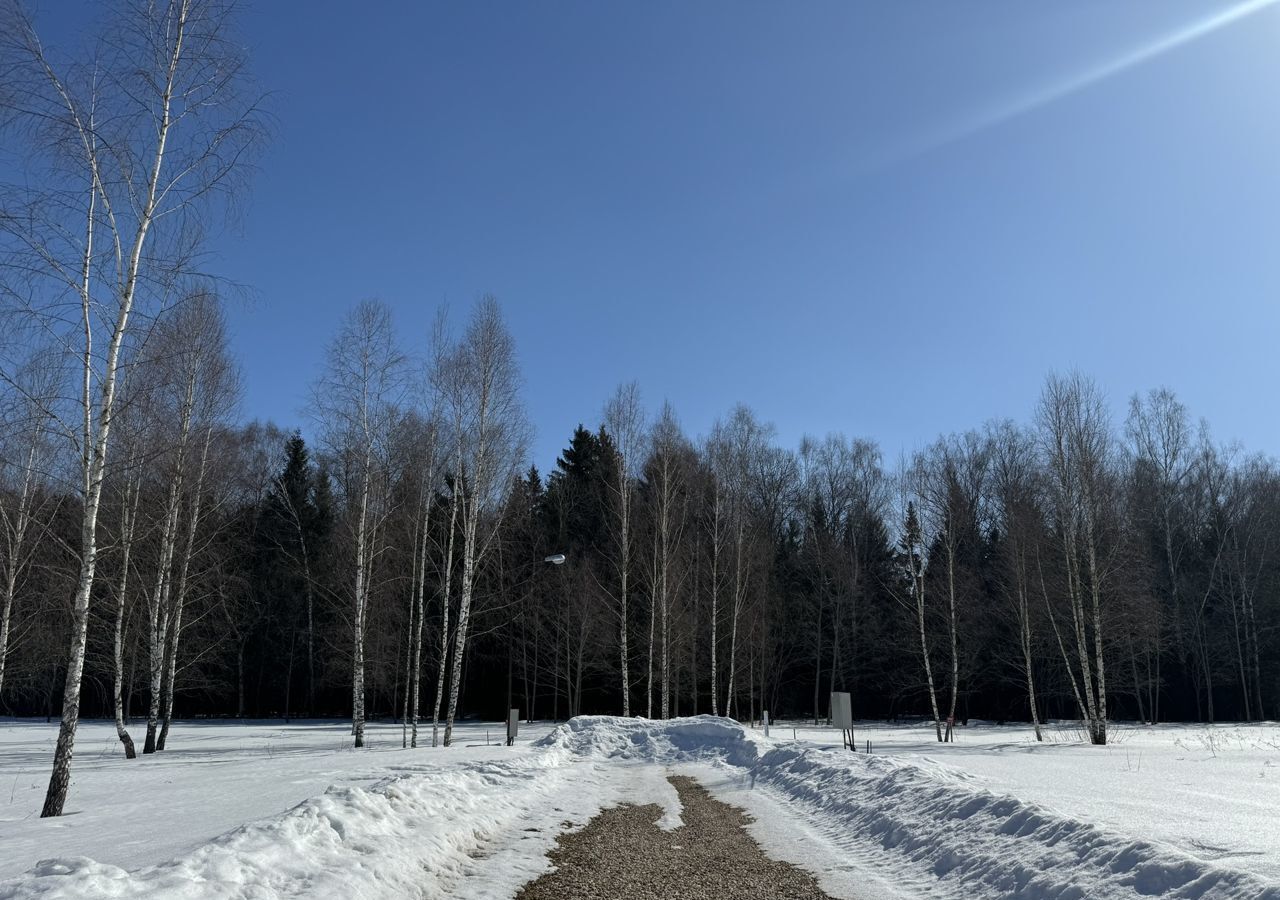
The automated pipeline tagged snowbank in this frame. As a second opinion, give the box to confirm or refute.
[745,742,1280,900]
[778,720,1280,883]
[0,750,585,900]
[533,713,758,766]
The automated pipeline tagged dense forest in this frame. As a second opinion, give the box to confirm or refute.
[0,0,1277,821]
[1,292,1277,749]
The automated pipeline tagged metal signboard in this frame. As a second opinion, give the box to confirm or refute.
[831,691,854,751]
[831,692,853,729]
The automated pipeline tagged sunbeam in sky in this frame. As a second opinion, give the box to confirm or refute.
[895,0,1280,164]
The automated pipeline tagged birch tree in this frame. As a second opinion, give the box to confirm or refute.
[889,454,945,742]
[710,405,772,719]
[0,0,263,815]
[1038,373,1116,745]
[643,402,689,719]
[313,300,406,748]
[602,382,645,717]
[913,434,988,741]
[155,295,239,750]
[435,297,526,747]
[397,412,442,748]
[1126,388,1193,724]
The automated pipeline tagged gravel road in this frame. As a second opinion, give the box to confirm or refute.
[515,773,837,900]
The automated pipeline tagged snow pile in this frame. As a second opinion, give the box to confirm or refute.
[779,720,1280,883]
[746,742,1280,900]
[535,714,759,767]
[0,748,589,900]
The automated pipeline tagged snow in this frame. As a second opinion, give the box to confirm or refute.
[0,716,1277,900]
[772,720,1280,884]
[0,718,678,899]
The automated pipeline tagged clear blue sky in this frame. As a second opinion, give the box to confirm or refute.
[42,1,1280,471]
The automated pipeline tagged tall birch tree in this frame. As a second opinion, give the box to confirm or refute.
[0,0,263,815]
[313,300,406,748]
[435,297,526,747]
[602,382,645,717]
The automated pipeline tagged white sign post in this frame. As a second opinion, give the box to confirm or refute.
[506,709,520,746]
[830,691,854,752]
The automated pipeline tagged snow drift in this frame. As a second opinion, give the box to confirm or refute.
[747,742,1280,900]
[0,749,588,900]
[533,713,758,766]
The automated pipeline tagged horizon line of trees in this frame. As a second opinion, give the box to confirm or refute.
[1,294,1277,753]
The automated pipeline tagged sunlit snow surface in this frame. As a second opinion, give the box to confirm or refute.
[0,716,1277,899]
[774,720,1280,884]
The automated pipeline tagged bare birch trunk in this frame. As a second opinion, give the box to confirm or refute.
[145,472,185,754]
[709,489,720,716]
[113,478,140,758]
[158,426,213,751]
[647,568,656,719]
[431,487,458,747]
[351,447,373,748]
[724,526,745,719]
[1083,512,1108,744]
[442,499,479,747]
[916,577,943,742]
[945,548,959,742]
[410,492,431,747]
[1015,553,1042,740]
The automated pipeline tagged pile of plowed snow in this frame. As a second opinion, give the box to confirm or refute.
[534,713,759,766]
[0,749,592,900]
[745,742,1279,900]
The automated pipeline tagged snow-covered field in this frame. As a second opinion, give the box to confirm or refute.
[0,716,1277,899]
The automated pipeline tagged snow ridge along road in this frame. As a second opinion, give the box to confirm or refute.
[1,716,1277,899]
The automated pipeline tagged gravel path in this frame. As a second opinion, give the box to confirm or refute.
[515,773,838,900]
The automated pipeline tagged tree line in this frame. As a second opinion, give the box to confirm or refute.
[1,1,1278,821]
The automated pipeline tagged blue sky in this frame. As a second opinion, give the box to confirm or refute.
[39,0,1280,471]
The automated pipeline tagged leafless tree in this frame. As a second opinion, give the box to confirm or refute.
[708,406,772,719]
[0,0,263,815]
[0,352,62,702]
[434,297,527,746]
[799,433,886,724]
[602,382,646,717]
[313,300,407,748]
[643,402,689,719]
[891,459,944,742]
[912,433,988,741]
[987,420,1045,740]
[1038,372,1117,745]
[1126,388,1193,723]
[395,411,443,748]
